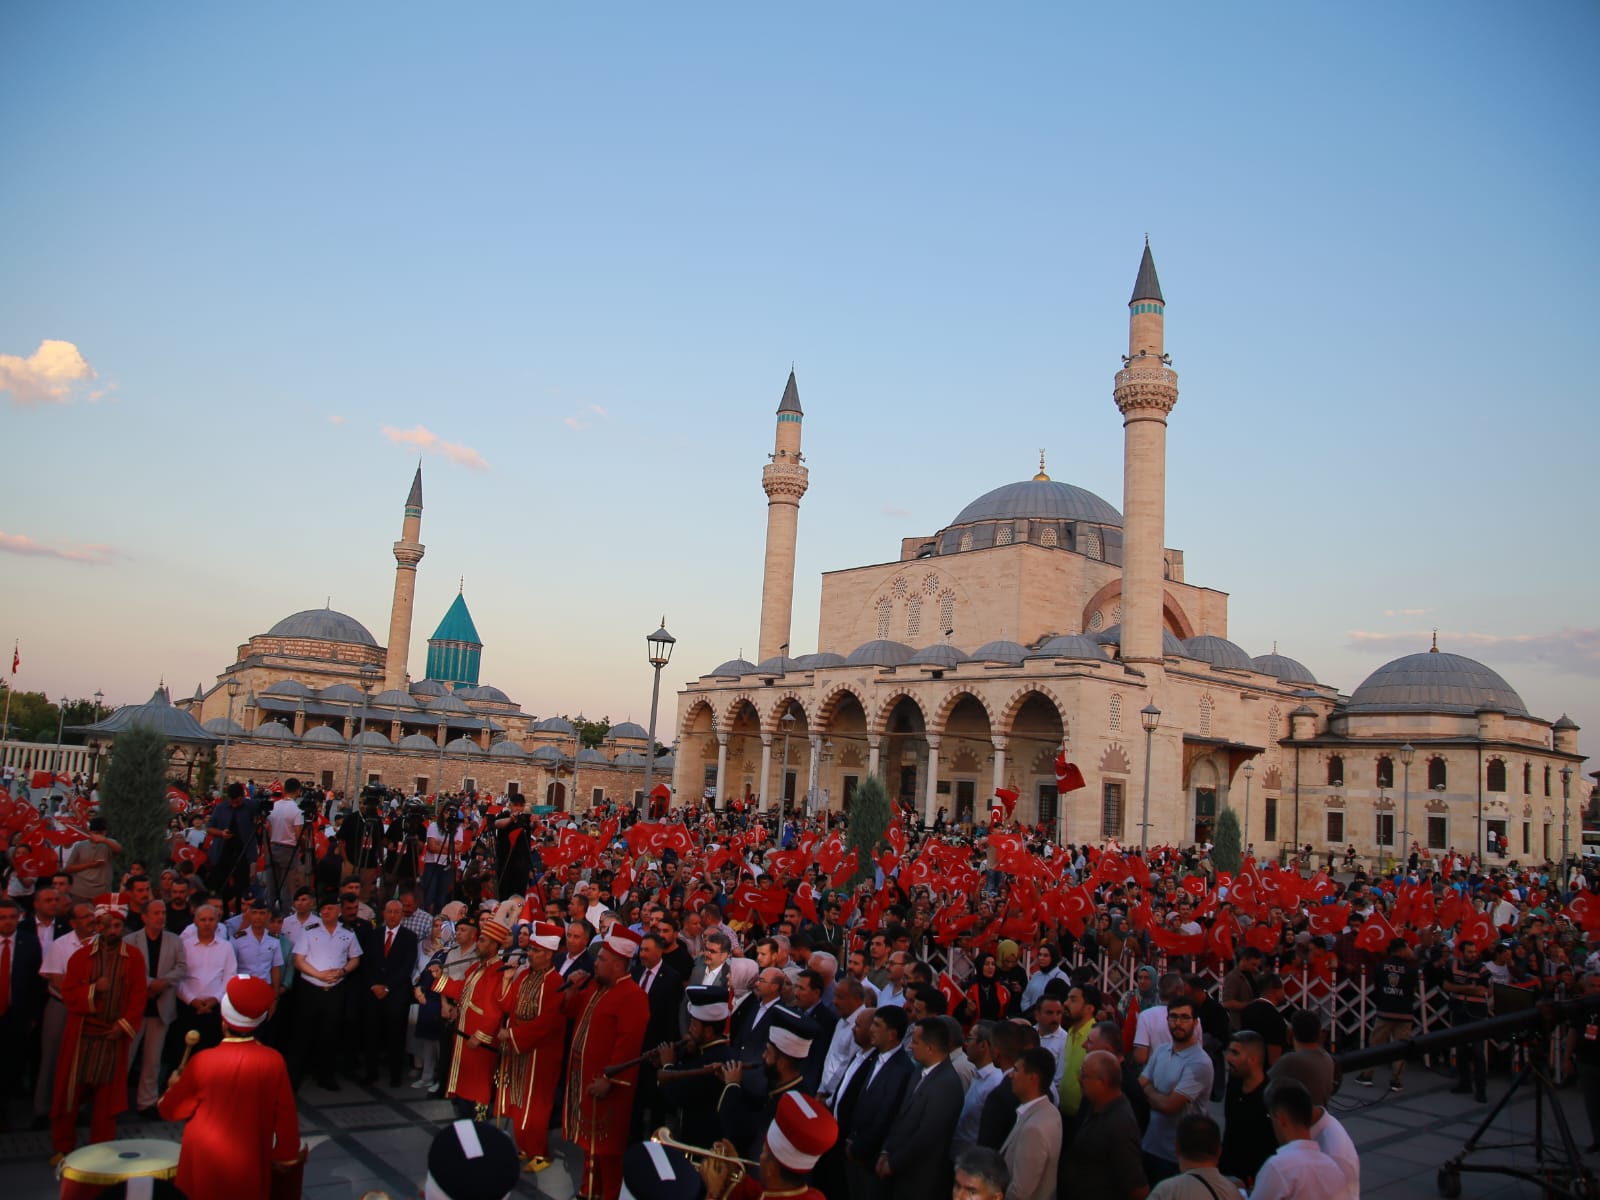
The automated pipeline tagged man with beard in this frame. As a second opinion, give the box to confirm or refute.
[501,920,567,1173]
[49,895,147,1164]
[431,915,515,1119]
[562,926,649,1200]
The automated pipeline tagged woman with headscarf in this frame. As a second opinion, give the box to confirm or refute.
[995,938,1027,1011]
[410,914,449,1091]
[1018,941,1068,1015]
[724,955,762,1044]
[960,952,1011,1024]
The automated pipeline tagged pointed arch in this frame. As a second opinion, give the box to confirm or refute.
[870,690,928,737]
[814,682,870,730]
[996,685,1069,738]
[720,694,763,733]
[1101,744,1132,774]
[680,697,717,738]
[764,692,811,735]
[1079,580,1196,640]
[930,687,996,736]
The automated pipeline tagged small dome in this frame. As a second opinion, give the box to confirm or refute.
[1554,713,1580,731]
[609,721,649,741]
[1348,651,1529,717]
[427,692,472,714]
[707,658,756,677]
[529,744,566,762]
[353,729,392,747]
[845,640,915,668]
[793,652,847,669]
[203,717,245,736]
[459,684,513,704]
[971,640,1029,665]
[752,655,803,675]
[399,732,440,750]
[251,720,297,740]
[1184,635,1255,671]
[534,716,576,735]
[443,736,480,753]
[577,747,610,765]
[318,683,364,703]
[909,643,970,667]
[612,750,649,766]
[409,679,447,697]
[265,608,378,647]
[489,740,527,758]
[951,479,1123,528]
[1252,652,1319,685]
[1093,625,1187,657]
[263,680,312,698]
[303,724,347,744]
[372,688,419,709]
[655,753,675,771]
[1028,635,1109,662]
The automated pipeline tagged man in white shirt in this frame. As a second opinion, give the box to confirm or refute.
[28,887,62,957]
[290,897,363,1090]
[33,901,95,1121]
[878,950,912,1008]
[822,1004,875,1108]
[177,904,238,1051]
[421,809,464,913]
[819,977,872,1102]
[267,780,307,911]
[1034,995,1068,1082]
[953,1019,1004,1152]
[1252,1082,1347,1200]
[1309,1101,1360,1199]
[1133,972,1183,1066]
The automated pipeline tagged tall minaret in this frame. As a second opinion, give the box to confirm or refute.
[1113,239,1179,664]
[383,466,426,690]
[757,370,809,662]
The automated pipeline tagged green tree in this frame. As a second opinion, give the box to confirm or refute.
[562,715,611,749]
[845,774,891,887]
[1213,806,1243,875]
[0,687,113,744]
[99,727,172,875]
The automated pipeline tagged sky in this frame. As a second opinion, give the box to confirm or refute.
[2,4,1596,767]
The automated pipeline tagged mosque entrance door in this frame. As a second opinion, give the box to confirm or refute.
[1193,788,1217,845]
[1037,785,1057,832]
[1487,818,1508,857]
[546,780,566,811]
[955,780,976,825]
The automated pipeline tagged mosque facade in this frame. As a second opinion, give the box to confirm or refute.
[669,244,1587,862]
[175,468,668,807]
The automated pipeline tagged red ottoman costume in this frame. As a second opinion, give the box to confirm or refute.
[433,918,515,1114]
[501,930,567,1162]
[563,931,649,1200]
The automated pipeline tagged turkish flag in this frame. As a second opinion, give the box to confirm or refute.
[1436,892,1467,928]
[937,971,964,1015]
[1355,912,1397,954]
[994,787,1020,817]
[795,880,819,924]
[1307,904,1350,937]
[1244,923,1281,952]
[990,804,1004,827]
[1459,913,1497,949]
[1180,876,1207,898]
[1206,919,1234,961]
[1055,751,1086,794]
[613,859,633,899]
[727,882,765,921]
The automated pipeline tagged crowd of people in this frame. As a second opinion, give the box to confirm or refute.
[3,770,1600,1200]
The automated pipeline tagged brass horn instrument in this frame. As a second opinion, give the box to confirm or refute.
[650,1127,758,1192]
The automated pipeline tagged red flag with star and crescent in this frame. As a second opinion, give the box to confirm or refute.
[1055,750,1086,794]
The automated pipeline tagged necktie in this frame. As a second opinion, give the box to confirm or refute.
[385,930,394,957]
[0,936,10,1015]
[643,967,654,993]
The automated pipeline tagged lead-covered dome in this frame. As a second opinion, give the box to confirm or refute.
[1183,635,1254,671]
[845,640,915,667]
[1252,652,1319,685]
[265,608,378,647]
[1028,635,1109,662]
[1347,650,1528,716]
[952,479,1122,527]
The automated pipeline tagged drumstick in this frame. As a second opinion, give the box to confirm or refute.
[163,1029,202,1093]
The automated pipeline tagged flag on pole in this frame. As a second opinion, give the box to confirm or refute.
[1054,750,1086,794]
[10,643,17,674]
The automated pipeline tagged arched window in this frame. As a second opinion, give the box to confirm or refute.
[1523,762,1532,794]
[1082,529,1102,560]
[1428,757,1448,790]
[1376,756,1394,788]
[938,590,955,633]
[1199,695,1213,738]
[958,531,973,552]
[906,596,922,639]
[995,525,1014,546]
[1486,759,1507,793]
[1545,765,1552,797]
[1327,755,1344,786]
[1109,693,1123,732]
[875,599,891,640]
[1040,527,1058,548]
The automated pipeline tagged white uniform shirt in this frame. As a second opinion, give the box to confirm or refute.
[295,921,362,988]
[41,930,86,997]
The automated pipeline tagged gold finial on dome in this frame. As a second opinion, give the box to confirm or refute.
[1431,628,1439,653]
[1034,449,1050,482]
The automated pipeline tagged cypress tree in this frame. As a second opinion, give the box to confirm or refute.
[1212,806,1243,875]
[846,774,891,887]
[100,726,173,876]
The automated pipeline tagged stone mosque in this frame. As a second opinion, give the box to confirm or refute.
[669,242,1588,862]
[175,468,665,808]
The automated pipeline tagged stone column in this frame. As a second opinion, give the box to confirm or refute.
[991,737,1008,797]
[806,737,821,812]
[867,734,881,779]
[758,735,773,813]
[714,734,729,811]
[923,736,941,827]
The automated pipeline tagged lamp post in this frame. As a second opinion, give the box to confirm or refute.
[571,713,586,813]
[1433,781,1447,861]
[353,663,379,800]
[642,619,676,813]
[1562,765,1574,869]
[1139,703,1161,852]
[52,695,67,774]
[219,680,241,791]
[88,689,104,791]
[1399,743,1415,860]
[780,707,797,818]
[1242,759,1255,857]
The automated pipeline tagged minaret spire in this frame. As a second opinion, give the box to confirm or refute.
[1114,240,1179,664]
[383,466,427,690]
[758,369,809,661]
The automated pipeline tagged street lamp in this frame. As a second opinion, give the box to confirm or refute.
[88,689,104,790]
[642,619,676,812]
[52,694,68,774]
[780,707,797,817]
[1139,703,1161,852]
[219,680,241,792]
[1242,759,1255,858]
[1562,766,1574,869]
[1433,781,1447,860]
[353,663,379,799]
[1399,743,1415,860]
[820,739,834,829]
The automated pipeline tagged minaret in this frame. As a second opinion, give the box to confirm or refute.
[757,370,809,662]
[382,466,426,690]
[1113,239,1179,664]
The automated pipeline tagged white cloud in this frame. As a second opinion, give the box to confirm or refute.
[328,414,346,425]
[1346,628,1600,677]
[0,339,98,406]
[563,416,587,431]
[381,424,489,472]
[0,531,113,564]
[882,504,912,519]
[589,403,609,419]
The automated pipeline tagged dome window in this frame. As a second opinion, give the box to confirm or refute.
[1082,529,1103,560]
[1327,755,1344,787]
[1040,527,1058,548]
[1088,611,1104,632]
[959,531,973,552]
[996,525,1014,546]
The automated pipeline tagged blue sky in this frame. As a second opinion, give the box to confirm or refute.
[2,4,1596,764]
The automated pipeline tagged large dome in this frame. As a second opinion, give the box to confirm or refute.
[951,479,1122,528]
[266,608,378,647]
[1347,651,1528,717]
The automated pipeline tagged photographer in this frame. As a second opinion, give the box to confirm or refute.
[385,800,427,898]
[206,783,260,907]
[493,794,536,896]
[267,779,307,912]
[421,801,464,912]
[338,789,387,902]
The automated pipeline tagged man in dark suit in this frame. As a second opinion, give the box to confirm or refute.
[555,920,594,980]
[361,899,419,1086]
[794,966,838,1093]
[631,932,684,1139]
[877,1016,966,1199]
[0,898,44,1120]
[841,1006,915,1200]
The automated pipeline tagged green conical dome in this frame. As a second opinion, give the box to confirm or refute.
[425,590,483,689]
[430,592,482,645]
